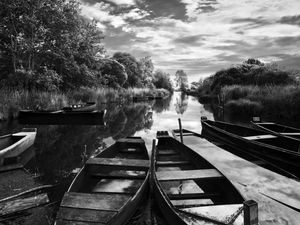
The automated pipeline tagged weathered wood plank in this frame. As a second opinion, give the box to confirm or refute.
[169,192,220,200]
[158,150,178,155]
[87,158,149,169]
[171,199,214,207]
[156,161,190,166]
[117,138,144,144]
[0,193,49,216]
[91,179,143,194]
[56,220,105,225]
[60,192,130,211]
[57,207,117,223]
[242,134,276,140]
[156,169,222,181]
[91,170,146,179]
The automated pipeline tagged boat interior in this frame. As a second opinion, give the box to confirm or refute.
[56,138,150,224]
[208,121,300,152]
[155,135,244,223]
[0,135,24,151]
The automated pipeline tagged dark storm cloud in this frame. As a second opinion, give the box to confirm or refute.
[196,5,217,13]
[173,34,206,45]
[275,36,300,46]
[279,15,300,26]
[138,0,187,20]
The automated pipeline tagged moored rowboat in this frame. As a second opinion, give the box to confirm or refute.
[18,109,105,125]
[55,137,150,225]
[0,128,37,166]
[153,131,255,225]
[201,117,300,179]
[251,117,300,141]
[62,102,97,112]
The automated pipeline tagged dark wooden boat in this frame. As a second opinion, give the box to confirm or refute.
[0,128,37,166]
[153,131,252,225]
[18,109,105,125]
[55,137,150,225]
[251,117,300,141]
[62,102,97,112]
[201,117,300,179]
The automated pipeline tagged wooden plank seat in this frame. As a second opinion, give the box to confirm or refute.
[156,169,222,181]
[117,138,144,144]
[118,148,142,154]
[87,158,149,170]
[158,149,179,155]
[171,199,214,208]
[169,192,220,200]
[281,132,300,135]
[56,207,117,224]
[156,161,190,166]
[60,192,130,211]
[91,170,146,179]
[242,134,277,140]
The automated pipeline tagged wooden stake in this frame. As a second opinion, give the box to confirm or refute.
[244,200,258,225]
[178,118,183,144]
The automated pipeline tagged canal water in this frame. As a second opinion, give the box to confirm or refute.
[0,92,299,224]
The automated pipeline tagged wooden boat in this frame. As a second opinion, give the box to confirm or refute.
[0,128,37,166]
[153,131,253,225]
[62,102,97,112]
[201,117,300,179]
[55,137,150,225]
[251,117,300,141]
[18,109,105,125]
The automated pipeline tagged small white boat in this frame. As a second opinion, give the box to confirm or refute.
[0,128,37,166]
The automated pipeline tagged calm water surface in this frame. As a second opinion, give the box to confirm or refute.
[1,92,299,224]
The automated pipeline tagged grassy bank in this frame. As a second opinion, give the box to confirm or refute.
[0,87,170,121]
[221,85,300,122]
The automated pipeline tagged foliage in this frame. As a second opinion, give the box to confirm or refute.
[153,70,174,92]
[112,52,142,87]
[198,59,297,95]
[139,56,154,88]
[221,84,300,122]
[0,0,105,90]
[98,59,127,88]
[175,70,188,91]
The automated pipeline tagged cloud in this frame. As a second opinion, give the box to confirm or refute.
[279,15,300,26]
[79,0,300,79]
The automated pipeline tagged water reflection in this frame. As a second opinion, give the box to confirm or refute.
[175,92,188,115]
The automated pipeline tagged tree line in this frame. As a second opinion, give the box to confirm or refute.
[0,0,173,92]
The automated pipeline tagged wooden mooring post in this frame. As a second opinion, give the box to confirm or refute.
[178,118,183,144]
[244,200,258,225]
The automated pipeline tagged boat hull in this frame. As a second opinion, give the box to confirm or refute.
[0,128,37,166]
[153,133,245,225]
[56,137,150,225]
[18,110,105,125]
[201,119,300,179]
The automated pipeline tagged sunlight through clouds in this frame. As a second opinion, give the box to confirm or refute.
[80,0,300,82]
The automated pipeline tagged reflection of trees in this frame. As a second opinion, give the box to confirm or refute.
[3,100,154,188]
[175,92,188,114]
[152,96,172,113]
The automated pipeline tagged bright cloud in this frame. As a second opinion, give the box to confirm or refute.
[80,0,300,81]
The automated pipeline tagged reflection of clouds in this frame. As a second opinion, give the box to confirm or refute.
[186,137,300,224]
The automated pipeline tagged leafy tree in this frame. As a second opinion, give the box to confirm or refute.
[175,70,188,91]
[98,59,127,88]
[0,0,105,90]
[153,70,173,92]
[139,56,154,87]
[112,52,142,87]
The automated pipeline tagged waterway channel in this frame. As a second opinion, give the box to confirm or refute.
[0,92,299,224]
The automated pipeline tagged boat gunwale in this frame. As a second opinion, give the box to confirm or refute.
[63,137,150,225]
[153,134,245,225]
[202,119,300,156]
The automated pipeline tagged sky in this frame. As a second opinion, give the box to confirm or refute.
[79,0,300,83]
